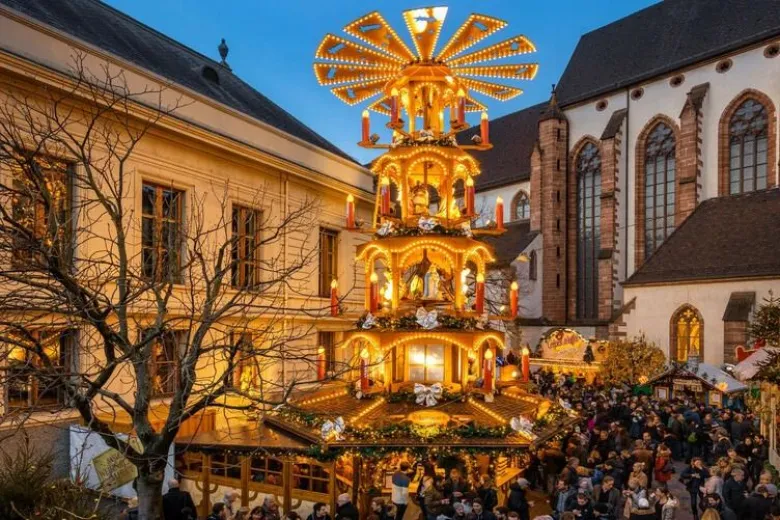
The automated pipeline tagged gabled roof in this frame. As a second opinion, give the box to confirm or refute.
[457,103,546,192]
[648,362,746,394]
[556,0,780,107]
[625,189,780,286]
[0,0,356,163]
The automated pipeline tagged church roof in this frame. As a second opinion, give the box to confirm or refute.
[457,103,546,192]
[556,0,780,107]
[624,188,780,286]
[0,0,356,163]
[483,221,538,268]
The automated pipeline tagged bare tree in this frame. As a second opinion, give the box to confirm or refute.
[0,53,351,519]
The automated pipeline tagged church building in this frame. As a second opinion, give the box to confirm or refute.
[473,0,780,365]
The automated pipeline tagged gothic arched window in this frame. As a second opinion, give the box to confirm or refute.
[729,99,769,194]
[644,123,676,258]
[512,191,530,221]
[671,306,703,363]
[576,142,601,320]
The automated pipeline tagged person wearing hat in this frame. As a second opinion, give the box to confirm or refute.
[507,477,533,520]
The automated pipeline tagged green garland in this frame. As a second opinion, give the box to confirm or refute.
[375,223,469,240]
[349,422,511,441]
[385,389,463,404]
[356,312,484,331]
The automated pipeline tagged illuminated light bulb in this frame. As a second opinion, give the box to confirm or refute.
[466,177,474,187]
[331,279,338,289]
[511,281,519,291]
[361,348,370,360]
[370,272,379,283]
[484,349,493,360]
[522,346,530,356]
[476,273,485,283]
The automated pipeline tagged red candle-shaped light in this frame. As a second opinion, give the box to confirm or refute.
[346,194,355,228]
[330,279,339,317]
[360,348,370,393]
[465,176,475,216]
[390,88,400,125]
[369,272,379,312]
[510,281,519,317]
[480,111,489,145]
[317,346,327,380]
[475,273,485,314]
[521,346,530,382]
[483,348,494,393]
[380,177,391,216]
[361,110,370,143]
[495,196,504,231]
[456,89,466,126]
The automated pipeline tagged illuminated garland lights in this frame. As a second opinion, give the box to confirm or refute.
[356,312,486,331]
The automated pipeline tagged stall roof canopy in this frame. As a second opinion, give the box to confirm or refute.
[649,362,747,394]
[734,347,780,381]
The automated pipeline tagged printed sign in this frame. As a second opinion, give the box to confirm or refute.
[91,437,144,491]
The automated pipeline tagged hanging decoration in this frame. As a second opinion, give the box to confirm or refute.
[414,382,444,407]
[321,417,346,441]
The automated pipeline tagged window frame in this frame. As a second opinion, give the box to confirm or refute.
[143,328,184,398]
[141,182,184,283]
[318,227,339,298]
[575,142,601,320]
[643,123,677,259]
[408,343,445,382]
[528,250,537,281]
[231,204,263,289]
[728,99,769,195]
[10,157,73,269]
[511,191,530,221]
[670,306,703,363]
[5,329,77,411]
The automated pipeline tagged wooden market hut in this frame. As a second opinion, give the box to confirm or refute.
[646,360,746,406]
[176,382,574,519]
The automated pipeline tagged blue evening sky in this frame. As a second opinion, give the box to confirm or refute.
[103,0,658,164]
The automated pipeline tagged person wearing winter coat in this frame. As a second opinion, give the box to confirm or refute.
[592,476,620,515]
[680,458,709,520]
[721,468,746,516]
[506,477,533,520]
[653,487,678,520]
[741,485,772,520]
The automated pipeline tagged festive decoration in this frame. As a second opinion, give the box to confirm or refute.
[510,281,519,317]
[330,279,339,317]
[495,196,504,230]
[359,348,370,393]
[483,348,494,394]
[417,216,438,232]
[521,346,530,382]
[317,347,327,380]
[509,416,537,440]
[361,110,370,143]
[345,194,355,228]
[480,111,490,144]
[749,291,780,348]
[414,383,443,407]
[321,417,346,441]
[601,334,666,385]
[583,343,595,364]
[415,307,440,329]
[465,176,475,216]
[361,313,376,330]
[475,273,485,313]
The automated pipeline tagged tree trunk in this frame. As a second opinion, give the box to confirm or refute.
[136,471,164,520]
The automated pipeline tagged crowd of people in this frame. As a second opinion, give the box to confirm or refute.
[121,373,780,520]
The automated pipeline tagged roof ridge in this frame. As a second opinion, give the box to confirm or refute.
[578,0,667,39]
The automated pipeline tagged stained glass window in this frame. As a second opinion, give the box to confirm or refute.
[576,143,601,320]
[729,99,768,194]
[644,123,676,258]
[673,307,702,362]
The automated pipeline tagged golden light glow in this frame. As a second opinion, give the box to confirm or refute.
[342,11,416,62]
[466,176,474,187]
[362,109,370,119]
[511,281,519,291]
[317,347,326,355]
[481,110,488,120]
[331,279,338,289]
[521,347,530,356]
[484,349,494,360]
[436,13,508,62]
[476,273,485,283]
[347,194,354,203]
[369,272,379,283]
[360,348,370,360]
[380,176,390,186]
[496,196,503,204]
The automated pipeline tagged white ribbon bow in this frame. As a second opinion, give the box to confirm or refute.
[321,416,345,441]
[377,221,394,237]
[362,313,376,329]
[510,416,537,440]
[416,307,439,329]
[418,216,438,232]
[414,383,443,407]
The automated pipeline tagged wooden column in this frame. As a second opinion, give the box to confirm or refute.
[329,461,337,517]
[241,456,250,507]
[351,455,361,510]
[283,460,293,514]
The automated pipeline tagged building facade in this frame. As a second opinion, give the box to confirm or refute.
[471,0,780,364]
[0,0,373,468]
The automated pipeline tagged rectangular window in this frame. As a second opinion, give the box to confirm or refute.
[292,461,331,495]
[317,331,336,373]
[11,158,72,268]
[142,183,183,282]
[318,228,339,297]
[7,330,76,410]
[408,344,445,382]
[231,205,262,289]
[228,332,258,392]
[250,454,284,486]
[144,329,184,398]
